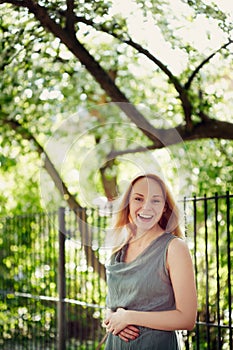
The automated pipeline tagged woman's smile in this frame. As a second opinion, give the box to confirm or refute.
[137,213,155,224]
[138,213,154,220]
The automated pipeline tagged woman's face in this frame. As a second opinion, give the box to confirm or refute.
[129,177,165,233]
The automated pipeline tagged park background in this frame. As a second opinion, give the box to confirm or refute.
[0,0,232,349]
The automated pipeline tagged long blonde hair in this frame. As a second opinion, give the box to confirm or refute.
[109,174,183,253]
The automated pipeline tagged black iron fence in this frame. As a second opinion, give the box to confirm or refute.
[0,192,232,349]
[183,193,232,350]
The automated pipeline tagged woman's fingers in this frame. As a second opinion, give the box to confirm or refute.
[104,316,140,342]
[118,333,130,342]
[103,319,109,328]
[126,325,140,335]
[118,326,140,342]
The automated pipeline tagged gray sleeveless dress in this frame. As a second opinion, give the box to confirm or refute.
[104,232,180,350]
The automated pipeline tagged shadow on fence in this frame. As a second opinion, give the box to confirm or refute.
[0,193,232,349]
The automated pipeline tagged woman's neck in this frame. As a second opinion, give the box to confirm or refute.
[129,225,164,244]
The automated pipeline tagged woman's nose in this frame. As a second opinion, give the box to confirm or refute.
[142,200,151,210]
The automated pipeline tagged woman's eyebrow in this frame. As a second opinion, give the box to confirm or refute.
[132,193,163,198]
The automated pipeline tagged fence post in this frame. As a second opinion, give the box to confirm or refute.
[57,207,66,350]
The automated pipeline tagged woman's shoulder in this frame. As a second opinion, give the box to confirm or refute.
[167,236,192,263]
[168,234,189,248]
[163,231,183,246]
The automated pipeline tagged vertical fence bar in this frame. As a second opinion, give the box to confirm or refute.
[204,195,210,350]
[58,207,66,350]
[215,193,221,349]
[226,192,232,350]
[183,197,190,350]
[193,195,200,350]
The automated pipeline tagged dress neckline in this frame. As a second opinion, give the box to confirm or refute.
[120,231,169,264]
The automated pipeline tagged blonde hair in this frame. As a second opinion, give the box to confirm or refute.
[110,174,183,253]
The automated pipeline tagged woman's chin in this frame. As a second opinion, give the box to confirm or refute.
[135,221,155,232]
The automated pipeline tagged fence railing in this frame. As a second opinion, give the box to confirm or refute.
[0,192,232,349]
[183,193,232,350]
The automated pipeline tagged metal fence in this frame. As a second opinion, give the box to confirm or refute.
[0,193,232,349]
[183,193,232,350]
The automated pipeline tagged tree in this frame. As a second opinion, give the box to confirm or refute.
[0,4,232,345]
[0,0,232,206]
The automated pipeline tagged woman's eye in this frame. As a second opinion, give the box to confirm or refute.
[135,197,143,201]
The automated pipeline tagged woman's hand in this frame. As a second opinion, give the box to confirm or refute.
[117,325,140,342]
[104,308,140,342]
[104,307,128,334]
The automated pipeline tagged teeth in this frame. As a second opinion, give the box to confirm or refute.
[138,214,153,219]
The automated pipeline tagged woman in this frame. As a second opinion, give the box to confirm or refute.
[103,174,197,349]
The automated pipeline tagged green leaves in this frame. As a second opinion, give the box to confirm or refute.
[0,154,17,171]
[0,0,232,214]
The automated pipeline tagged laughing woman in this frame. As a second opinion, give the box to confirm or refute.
[104,174,197,350]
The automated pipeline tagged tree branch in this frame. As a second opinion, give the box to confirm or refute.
[57,11,183,93]
[57,11,194,130]
[185,40,233,89]
[2,1,232,147]
[2,118,82,211]
[63,13,179,85]
[65,0,75,35]
[1,0,169,144]
[2,0,194,134]
[1,117,106,280]
[106,119,233,159]
[124,38,193,130]
[0,0,28,5]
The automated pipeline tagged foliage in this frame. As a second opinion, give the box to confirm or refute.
[0,212,58,345]
[0,207,108,348]
[0,2,232,348]
[0,2,232,210]
[0,150,43,216]
[165,139,233,196]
